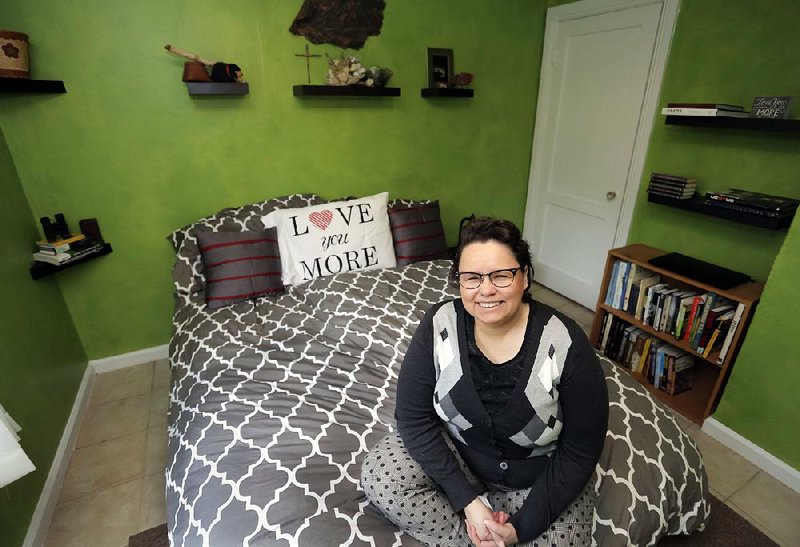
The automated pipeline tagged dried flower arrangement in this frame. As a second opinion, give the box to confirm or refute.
[325,53,392,87]
[326,54,366,86]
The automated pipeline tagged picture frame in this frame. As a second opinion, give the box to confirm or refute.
[750,96,792,119]
[427,48,453,88]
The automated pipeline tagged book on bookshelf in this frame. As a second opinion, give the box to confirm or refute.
[701,312,733,358]
[690,293,718,349]
[32,251,71,265]
[665,353,695,395]
[673,292,699,339]
[682,294,706,342]
[705,189,799,213]
[650,173,697,185]
[32,240,104,266]
[35,245,69,255]
[615,262,632,309]
[604,261,622,306]
[648,187,696,200]
[666,102,744,111]
[36,233,86,248]
[716,302,746,364]
[634,275,661,320]
[622,264,650,312]
[599,313,613,353]
[661,107,751,117]
[696,303,734,354]
[642,283,668,325]
[648,181,697,192]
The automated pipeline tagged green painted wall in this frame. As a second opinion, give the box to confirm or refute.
[0,128,87,546]
[0,0,547,359]
[629,0,800,469]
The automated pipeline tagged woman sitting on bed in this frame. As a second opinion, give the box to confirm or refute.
[361,217,608,547]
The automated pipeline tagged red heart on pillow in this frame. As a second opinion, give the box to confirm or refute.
[309,210,333,231]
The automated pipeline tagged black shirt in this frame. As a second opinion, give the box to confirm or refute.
[465,308,532,418]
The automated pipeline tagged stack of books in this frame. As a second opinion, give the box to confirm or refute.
[597,313,696,395]
[661,102,750,118]
[33,234,104,266]
[648,173,696,200]
[705,189,799,219]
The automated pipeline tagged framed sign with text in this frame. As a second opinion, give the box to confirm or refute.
[750,96,791,119]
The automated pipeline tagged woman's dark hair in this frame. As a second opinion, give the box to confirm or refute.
[450,216,534,301]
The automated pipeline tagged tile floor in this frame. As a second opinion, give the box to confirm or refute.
[43,284,800,546]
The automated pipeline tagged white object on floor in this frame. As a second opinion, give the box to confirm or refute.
[0,403,36,488]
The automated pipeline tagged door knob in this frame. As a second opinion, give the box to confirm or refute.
[606,191,617,200]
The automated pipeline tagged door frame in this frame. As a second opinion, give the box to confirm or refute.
[523,0,680,258]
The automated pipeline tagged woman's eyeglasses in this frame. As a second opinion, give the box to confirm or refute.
[455,267,522,289]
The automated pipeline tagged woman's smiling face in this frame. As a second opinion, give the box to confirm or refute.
[458,240,529,329]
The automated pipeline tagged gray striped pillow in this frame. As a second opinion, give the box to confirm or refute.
[388,201,450,266]
[197,229,283,309]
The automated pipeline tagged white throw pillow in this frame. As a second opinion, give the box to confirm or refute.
[263,192,397,285]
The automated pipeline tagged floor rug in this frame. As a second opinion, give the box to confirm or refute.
[128,495,776,546]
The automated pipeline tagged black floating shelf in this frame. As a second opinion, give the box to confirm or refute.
[293,85,400,97]
[30,243,113,280]
[186,82,249,96]
[665,115,800,132]
[421,88,474,98]
[647,194,794,230]
[0,77,66,94]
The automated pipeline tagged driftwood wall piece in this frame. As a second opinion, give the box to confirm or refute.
[289,0,386,50]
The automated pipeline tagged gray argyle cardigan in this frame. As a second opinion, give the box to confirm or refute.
[395,299,608,542]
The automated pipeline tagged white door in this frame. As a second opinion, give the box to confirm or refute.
[523,0,678,309]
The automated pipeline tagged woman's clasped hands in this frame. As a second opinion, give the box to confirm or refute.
[464,497,519,546]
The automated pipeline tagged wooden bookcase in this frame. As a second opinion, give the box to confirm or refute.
[589,243,763,424]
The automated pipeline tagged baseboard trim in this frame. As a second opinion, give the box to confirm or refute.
[89,344,169,373]
[24,343,170,546]
[702,417,800,494]
[23,363,95,547]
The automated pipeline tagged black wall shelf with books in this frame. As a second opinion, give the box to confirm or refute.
[0,77,66,94]
[647,194,794,230]
[665,115,800,132]
[293,85,400,97]
[30,243,113,280]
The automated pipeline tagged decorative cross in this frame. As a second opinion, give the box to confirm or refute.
[295,44,321,84]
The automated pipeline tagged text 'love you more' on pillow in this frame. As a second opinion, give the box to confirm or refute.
[262,192,396,285]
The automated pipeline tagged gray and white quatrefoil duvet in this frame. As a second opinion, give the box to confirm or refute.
[166,260,709,546]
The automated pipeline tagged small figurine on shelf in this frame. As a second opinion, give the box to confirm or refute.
[364,66,393,88]
[164,44,245,83]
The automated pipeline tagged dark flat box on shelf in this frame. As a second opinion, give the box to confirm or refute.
[648,252,751,290]
[293,85,400,97]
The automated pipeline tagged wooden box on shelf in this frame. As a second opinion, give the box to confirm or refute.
[588,243,763,424]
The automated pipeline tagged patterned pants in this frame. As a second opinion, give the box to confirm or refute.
[361,431,595,547]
